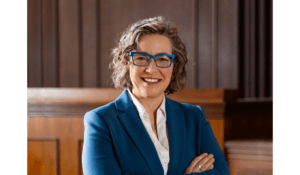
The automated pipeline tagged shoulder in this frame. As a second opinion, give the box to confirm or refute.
[166,97,206,120]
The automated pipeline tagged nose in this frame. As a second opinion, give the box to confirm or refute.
[145,58,158,73]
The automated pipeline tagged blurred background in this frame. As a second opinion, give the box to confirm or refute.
[27,0,273,174]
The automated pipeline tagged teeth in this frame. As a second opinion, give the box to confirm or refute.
[144,78,159,82]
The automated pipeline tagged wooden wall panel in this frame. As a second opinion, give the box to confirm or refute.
[258,0,266,98]
[28,117,84,175]
[58,0,80,87]
[207,118,224,152]
[243,0,251,98]
[268,0,274,97]
[99,0,197,87]
[28,139,58,175]
[28,0,42,87]
[239,0,273,100]
[224,101,272,140]
[27,0,272,101]
[198,0,215,88]
[42,0,58,87]
[249,0,256,97]
[217,0,238,89]
[82,0,98,87]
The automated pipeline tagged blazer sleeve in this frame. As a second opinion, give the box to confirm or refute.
[189,106,230,175]
[82,111,123,175]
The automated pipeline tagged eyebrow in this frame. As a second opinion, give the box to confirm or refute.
[137,51,172,55]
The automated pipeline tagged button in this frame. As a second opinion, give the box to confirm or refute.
[164,160,168,164]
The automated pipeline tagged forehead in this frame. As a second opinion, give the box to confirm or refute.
[136,34,172,54]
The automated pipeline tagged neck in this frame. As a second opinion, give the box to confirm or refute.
[131,90,164,117]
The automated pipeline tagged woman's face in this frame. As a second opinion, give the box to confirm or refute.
[129,34,173,99]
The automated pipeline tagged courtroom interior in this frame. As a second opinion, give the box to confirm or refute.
[27,0,273,174]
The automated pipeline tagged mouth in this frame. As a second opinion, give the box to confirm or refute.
[141,78,162,84]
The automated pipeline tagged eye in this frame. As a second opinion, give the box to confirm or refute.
[136,57,147,60]
[157,56,171,62]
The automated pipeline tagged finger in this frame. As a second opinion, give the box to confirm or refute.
[208,164,214,170]
[189,153,208,168]
[190,154,214,173]
[193,154,215,172]
[199,156,215,172]
[201,156,215,171]
[184,153,208,174]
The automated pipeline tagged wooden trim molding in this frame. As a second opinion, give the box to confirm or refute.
[27,88,239,118]
[225,140,273,161]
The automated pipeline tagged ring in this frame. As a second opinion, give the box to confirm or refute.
[198,165,202,170]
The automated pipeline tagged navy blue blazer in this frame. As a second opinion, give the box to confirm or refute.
[82,90,229,175]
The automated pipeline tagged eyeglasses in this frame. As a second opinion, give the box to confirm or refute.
[129,52,175,68]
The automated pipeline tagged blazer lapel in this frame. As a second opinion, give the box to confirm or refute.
[115,90,164,175]
[165,97,185,173]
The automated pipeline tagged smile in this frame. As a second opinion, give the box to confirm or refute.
[141,78,162,83]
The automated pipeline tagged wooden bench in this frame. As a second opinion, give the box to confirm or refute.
[225,140,273,175]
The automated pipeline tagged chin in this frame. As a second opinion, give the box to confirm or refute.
[142,89,164,98]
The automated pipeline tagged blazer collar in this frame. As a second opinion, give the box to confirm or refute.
[165,96,185,173]
[115,90,185,174]
[115,90,164,175]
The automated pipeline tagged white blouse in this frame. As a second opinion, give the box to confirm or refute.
[127,90,170,175]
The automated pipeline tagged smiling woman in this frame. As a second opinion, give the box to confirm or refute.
[82,16,230,175]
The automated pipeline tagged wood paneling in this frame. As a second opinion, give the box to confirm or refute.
[26,88,239,161]
[58,0,80,87]
[99,0,197,88]
[258,0,266,98]
[217,0,238,89]
[269,0,274,97]
[27,0,272,102]
[208,118,224,152]
[197,0,239,89]
[28,0,42,87]
[28,88,238,175]
[42,0,58,87]
[243,0,251,98]
[249,0,256,97]
[239,0,273,100]
[225,141,273,175]
[28,139,59,175]
[82,0,98,87]
[198,0,215,88]
[78,139,84,175]
[224,101,272,140]
[28,117,84,175]
[27,0,240,89]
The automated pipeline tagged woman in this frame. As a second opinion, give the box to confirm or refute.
[82,17,229,175]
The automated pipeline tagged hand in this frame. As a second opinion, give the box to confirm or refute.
[184,153,215,174]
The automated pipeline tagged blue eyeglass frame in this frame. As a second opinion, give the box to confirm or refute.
[128,52,176,68]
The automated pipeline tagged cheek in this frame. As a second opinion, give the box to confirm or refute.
[130,66,143,80]
[161,69,173,81]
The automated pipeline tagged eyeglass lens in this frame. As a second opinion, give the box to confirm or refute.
[132,54,172,67]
